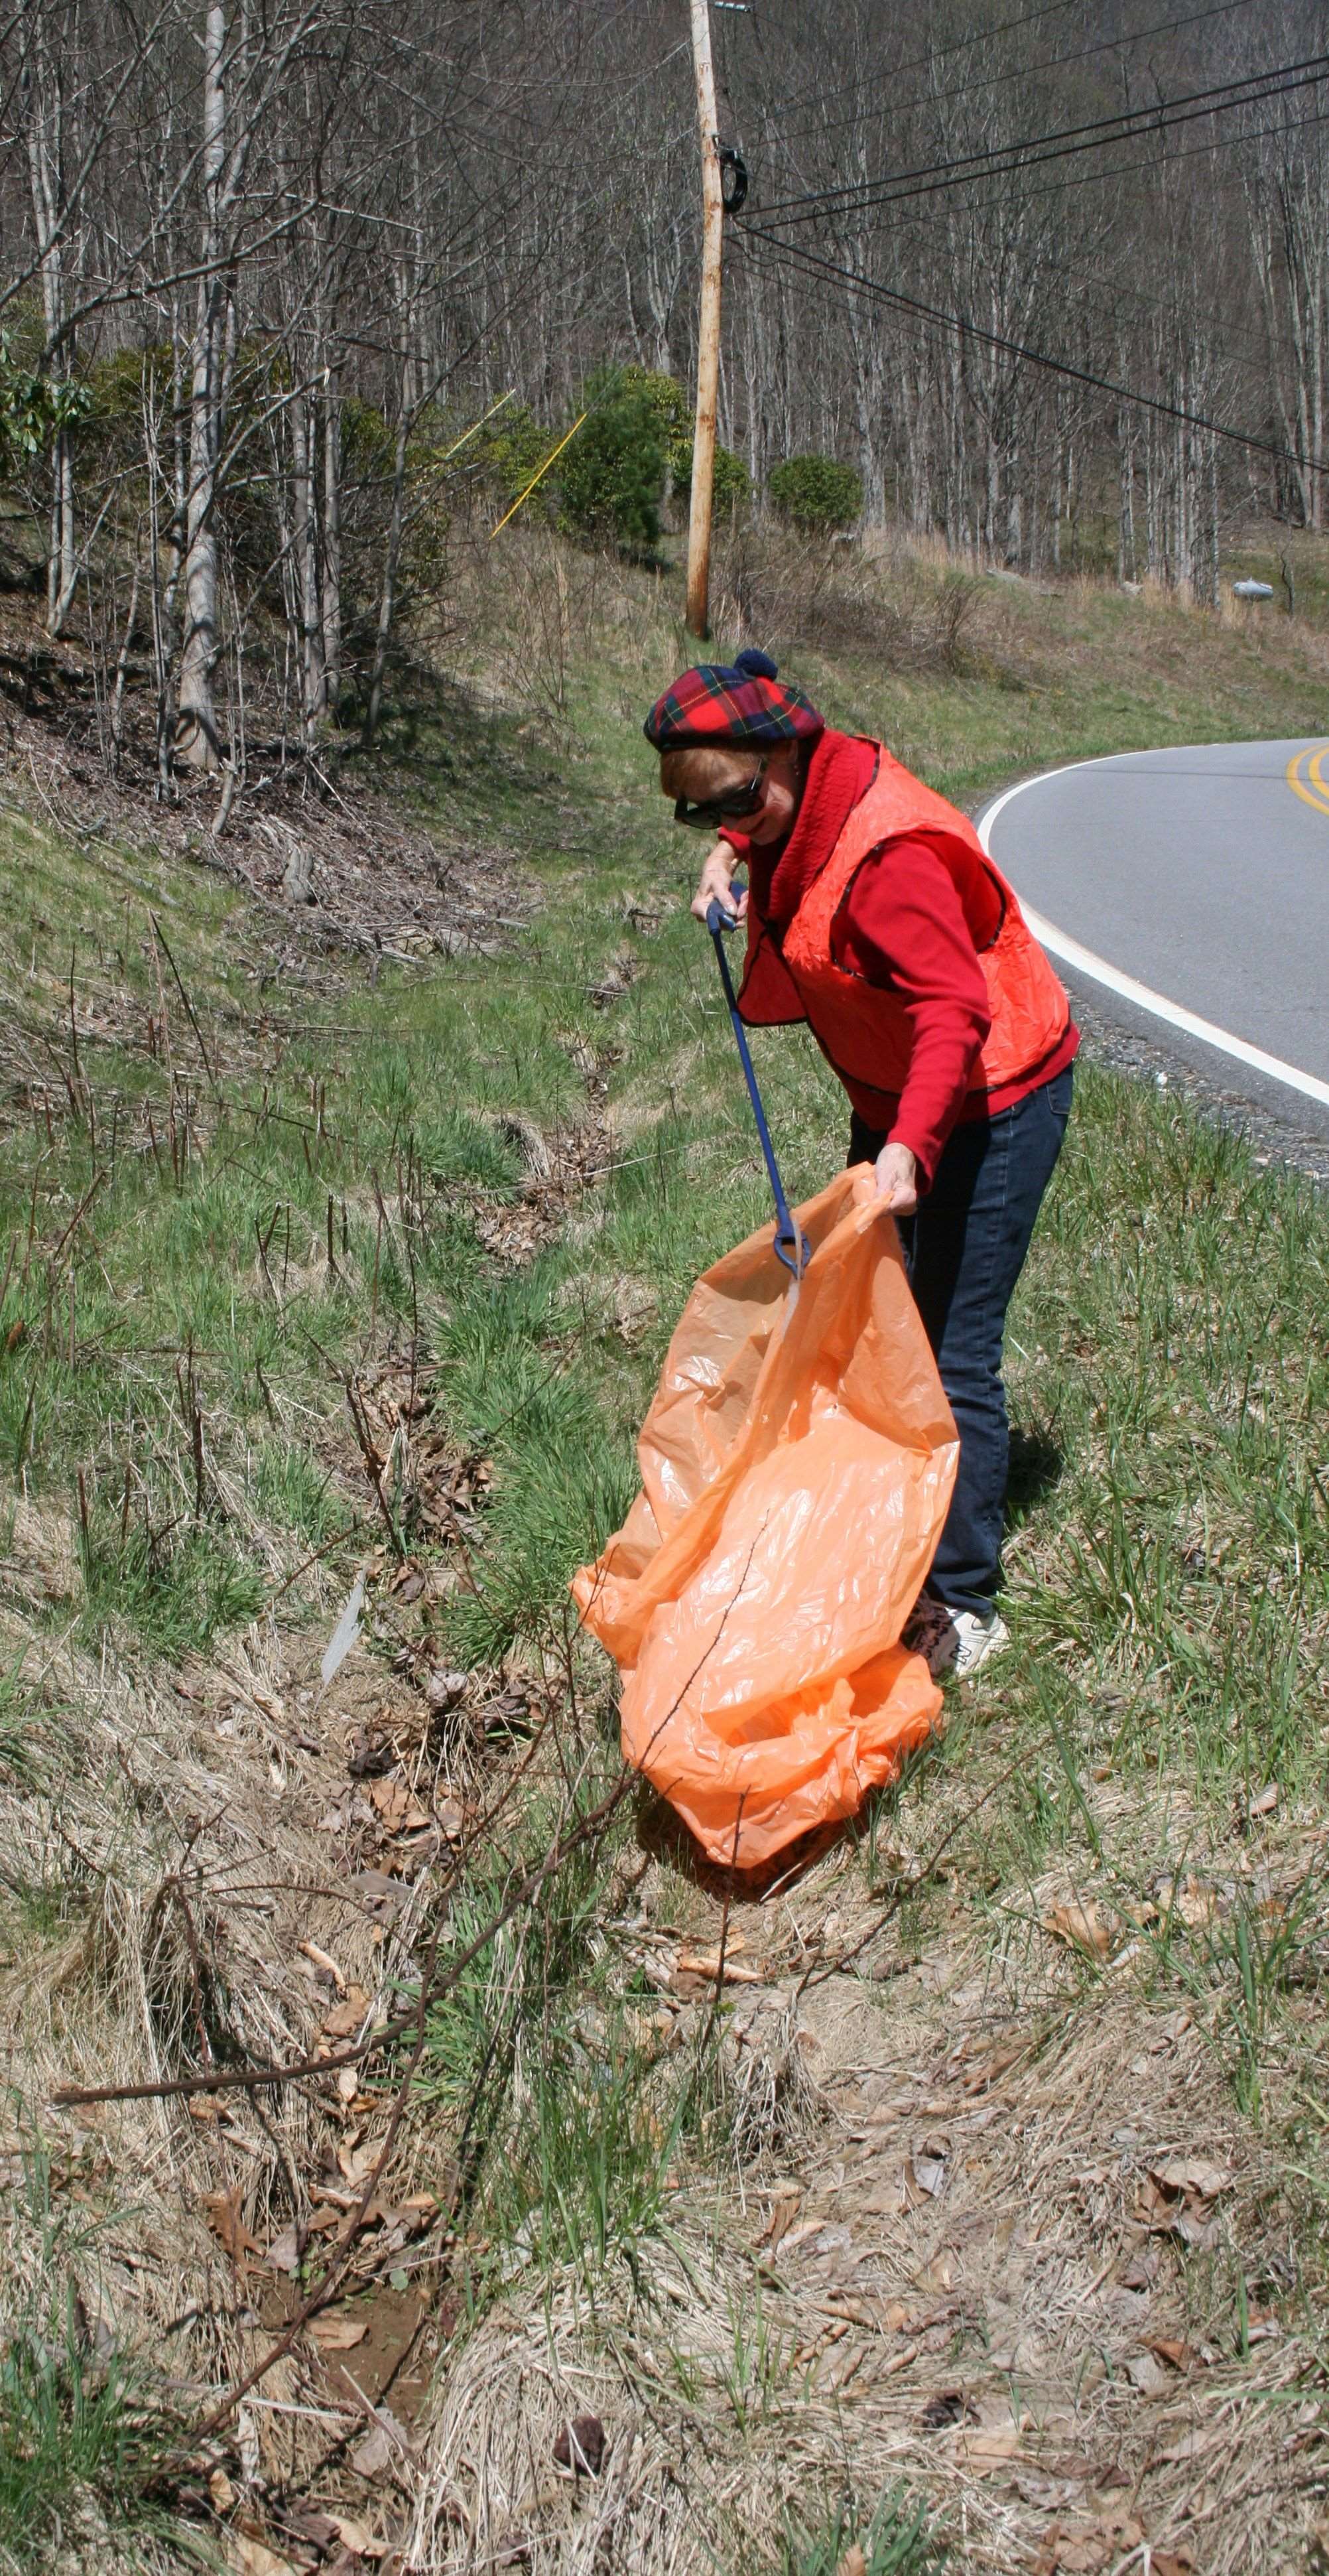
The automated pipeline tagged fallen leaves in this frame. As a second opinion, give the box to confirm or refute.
[321,1984,370,2041]
[424,1667,468,1711]
[955,2419,1023,2472]
[202,2187,261,2270]
[368,1775,431,1835]
[759,2186,802,2251]
[346,1868,409,1919]
[1137,2153,1234,2249]
[553,2412,605,2476]
[1037,2526,1192,2576]
[1043,1900,1115,1958]
[1033,2516,1147,2576]
[226,2540,298,2576]
[306,2311,367,2352]
[330,2514,391,2561]
[281,2510,342,2552]
[271,2510,391,2565]
[1142,2332,1198,2373]
[263,2222,302,2275]
[349,2407,412,2478]
[964,2039,1025,2094]
[672,1934,762,1988]
[1171,1875,1218,1931]
[1151,2153,1233,2202]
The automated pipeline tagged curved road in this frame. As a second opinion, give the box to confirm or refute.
[979,739,1329,1142]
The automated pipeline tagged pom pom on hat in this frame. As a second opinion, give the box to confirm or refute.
[643,646,822,750]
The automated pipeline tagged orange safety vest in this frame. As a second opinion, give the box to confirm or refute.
[744,744,1069,1126]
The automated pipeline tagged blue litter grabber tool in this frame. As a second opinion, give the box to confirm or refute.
[705,882,811,1278]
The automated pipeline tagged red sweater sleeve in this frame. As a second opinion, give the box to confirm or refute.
[836,835,991,1187]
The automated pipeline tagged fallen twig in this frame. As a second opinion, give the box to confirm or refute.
[52,1745,629,2111]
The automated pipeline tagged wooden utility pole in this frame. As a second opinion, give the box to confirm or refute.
[686,0,723,638]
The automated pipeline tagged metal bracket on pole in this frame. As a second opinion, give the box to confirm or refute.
[718,145,748,213]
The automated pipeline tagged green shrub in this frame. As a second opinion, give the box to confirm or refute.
[556,368,668,549]
[621,366,690,462]
[767,452,863,534]
[341,391,397,483]
[0,334,89,484]
[672,437,751,516]
[468,401,552,509]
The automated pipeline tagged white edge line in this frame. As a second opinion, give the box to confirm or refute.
[978,755,1329,1115]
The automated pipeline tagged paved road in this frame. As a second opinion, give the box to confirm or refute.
[979,739,1329,1136]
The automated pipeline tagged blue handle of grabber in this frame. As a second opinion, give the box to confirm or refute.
[706,886,811,1278]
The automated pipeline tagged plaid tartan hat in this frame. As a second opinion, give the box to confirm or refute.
[643,647,823,750]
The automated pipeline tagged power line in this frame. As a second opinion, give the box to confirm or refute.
[808,92,1329,243]
[785,98,1329,382]
[746,0,1096,133]
[757,50,1324,220]
[777,60,1329,222]
[735,217,1326,480]
[852,92,1329,232]
[761,0,1257,155]
[753,47,1329,222]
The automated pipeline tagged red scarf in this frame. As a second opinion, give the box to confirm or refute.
[750,728,877,929]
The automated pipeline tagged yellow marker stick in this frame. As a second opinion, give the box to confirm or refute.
[490,411,589,539]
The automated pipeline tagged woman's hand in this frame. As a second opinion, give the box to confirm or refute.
[690,843,749,926]
[875,1141,918,1215]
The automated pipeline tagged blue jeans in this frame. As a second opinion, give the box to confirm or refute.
[848,1063,1073,1615]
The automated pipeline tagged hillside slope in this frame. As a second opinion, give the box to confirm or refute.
[0,535,1326,2575]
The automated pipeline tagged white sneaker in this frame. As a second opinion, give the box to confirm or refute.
[903,1597,1011,1682]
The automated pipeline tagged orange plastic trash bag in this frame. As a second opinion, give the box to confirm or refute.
[572,1166,960,1867]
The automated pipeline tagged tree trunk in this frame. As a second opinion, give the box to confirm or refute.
[178,2,227,770]
[291,377,324,744]
[364,409,409,749]
[1117,407,1137,584]
[19,0,78,636]
[322,362,342,714]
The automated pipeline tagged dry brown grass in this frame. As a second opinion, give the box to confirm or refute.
[0,1590,450,2424]
[387,1783,1326,2575]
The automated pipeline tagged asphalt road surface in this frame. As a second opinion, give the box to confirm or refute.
[979,738,1329,1147]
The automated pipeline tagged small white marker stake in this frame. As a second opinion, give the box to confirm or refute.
[320,1570,365,1695]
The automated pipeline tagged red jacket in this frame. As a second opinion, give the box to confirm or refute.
[726,729,1076,1184]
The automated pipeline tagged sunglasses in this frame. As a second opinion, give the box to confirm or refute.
[672,762,767,831]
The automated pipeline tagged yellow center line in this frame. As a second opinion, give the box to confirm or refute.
[1285,742,1329,815]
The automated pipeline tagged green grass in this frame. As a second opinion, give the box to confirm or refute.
[0,2142,185,2575]
[773,2484,939,2575]
[0,2313,180,2574]
[1,527,1329,2552]
[417,1755,691,2282]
